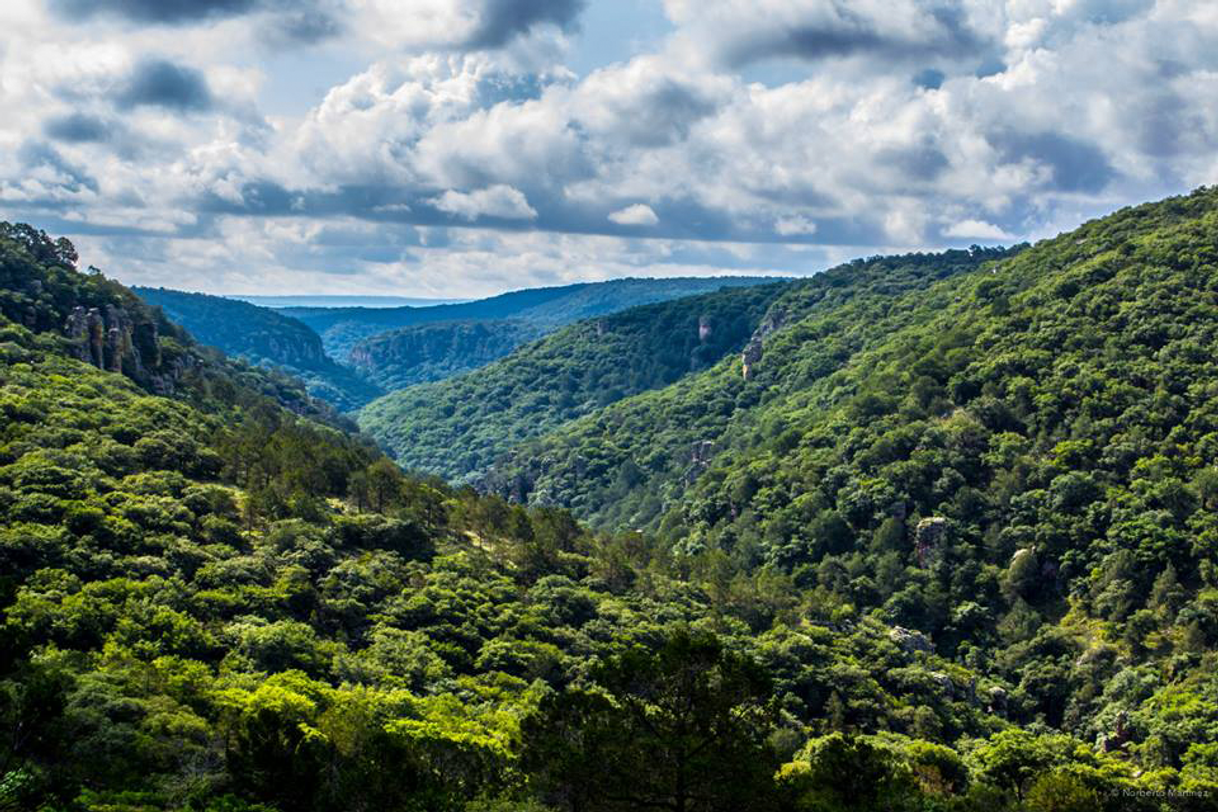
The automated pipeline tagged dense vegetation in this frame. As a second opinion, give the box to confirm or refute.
[477,188,1218,791]
[349,319,543,391]
[133,288,384,412]
[3,204,1218,812]
[359,282,790,483]
[286,276,782,361]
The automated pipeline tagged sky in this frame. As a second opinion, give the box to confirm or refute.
[1,0,1216,297]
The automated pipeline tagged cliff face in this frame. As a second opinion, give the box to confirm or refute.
[349,319,542,391]
[63,303,198,395]
[131,286,385,412]
[132,286,328,370]
[741,309,787,380]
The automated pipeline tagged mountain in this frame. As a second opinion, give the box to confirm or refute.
[480,246,1020,529]
[348,318,544,391]
[476,187,1218,775]
[133,287,384,412]
[5,206,1218,812]
[285,275,786,361]
[359,281,793,484]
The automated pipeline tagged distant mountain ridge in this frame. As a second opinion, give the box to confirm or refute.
[285,276,788,361]
[348,319,545,391]
[133,286,384,412]
[237,294,470,308]
[138,276,790,411]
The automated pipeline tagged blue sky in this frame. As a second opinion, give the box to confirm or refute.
[1,0,1216,296]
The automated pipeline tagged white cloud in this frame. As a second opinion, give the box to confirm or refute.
[431,184,538,220]
[608,203,658,226]
[943,219,1015,241]
[775,215,817,236]
[2,0,1218,295]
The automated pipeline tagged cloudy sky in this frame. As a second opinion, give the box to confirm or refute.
[1,0,1216,296]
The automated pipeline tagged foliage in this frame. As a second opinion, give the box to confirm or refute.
[133,287,384,412]
[5,200,1218,811]
[349,319,543,391]
[360,283,788,483]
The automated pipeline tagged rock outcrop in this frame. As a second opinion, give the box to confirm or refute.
[914,517,948,566]
[63,304,192,395]
[684,439,717,484]
[741,309,786,379]
[889,626,934,654]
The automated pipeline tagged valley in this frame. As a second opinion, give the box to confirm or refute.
[4,190,1218,811]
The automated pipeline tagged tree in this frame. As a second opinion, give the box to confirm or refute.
[523,628,781,812]
[780,734,920,812]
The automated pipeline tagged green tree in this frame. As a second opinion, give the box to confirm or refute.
[523,629,781,812]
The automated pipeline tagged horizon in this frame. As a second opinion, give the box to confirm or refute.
[1,1,1215,297]
[132,270,801,302]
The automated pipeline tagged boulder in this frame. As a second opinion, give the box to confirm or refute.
[914,517,948,566]
[889,625,934,654]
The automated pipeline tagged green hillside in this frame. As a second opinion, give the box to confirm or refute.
[133,287,384,412]
[349,319,543,391]
[358,281,792,483]
[286,276,785,361]
[479,187,1218,778]
[5,202,1218,812]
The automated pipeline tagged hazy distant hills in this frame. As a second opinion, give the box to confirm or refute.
[284,276,786,361]
[135,276,785,411]
[358,282,791,484]
[134,286,385,412]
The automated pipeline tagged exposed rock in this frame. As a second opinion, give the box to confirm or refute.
[1010,546,1037,566]
[889,626,934,654]
[987,686,1008,714]
[64,303,184,394]
[914,517,948,566]
[1098,711,1130,753]
[741,308,786,379]
[684,440,717,484]
[930,672,954,699]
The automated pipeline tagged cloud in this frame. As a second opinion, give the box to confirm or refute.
[775,215,816,236]
[988,130,1114,193]
[114,59,213,111]
[6,0,1218,296]
[664,0,993,69]
[464,0,587,49]
[608,204,658,226]
[49,0,257,24]
[17,140,100,195]
[48,0,346,49]
[943,219,1014,241]
[350,0,587,52]
[258,6,345,46]
[431,185,538,221]
[43,112,113,143]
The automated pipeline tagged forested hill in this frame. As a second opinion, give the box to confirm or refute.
[357,280,792,483]
[133,287,384,412]
[348,318,545,391]
[0,220,1074,812]
[4,213,1218,810]
[477,188,1218,786]
[285,275,784,360]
